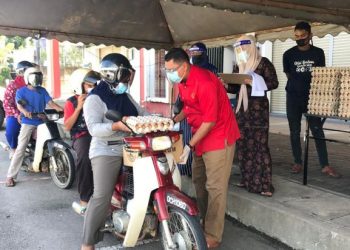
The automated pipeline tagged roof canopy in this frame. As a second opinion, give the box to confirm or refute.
[0,0,349,48]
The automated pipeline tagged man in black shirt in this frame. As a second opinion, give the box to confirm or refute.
[283,21,340,178]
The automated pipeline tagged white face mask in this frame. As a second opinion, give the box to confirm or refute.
[86,87,93,94]
[236,50,249,64]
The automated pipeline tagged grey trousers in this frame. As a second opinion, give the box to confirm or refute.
[82,155,122,245]
[7,124,36,179]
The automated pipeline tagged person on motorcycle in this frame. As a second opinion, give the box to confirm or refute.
[81,53,146,250]
[5,66,64,187]
[3,61,33,160]
[64,69,100,215]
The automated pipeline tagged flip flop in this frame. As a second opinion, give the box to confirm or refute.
[261,191,273,197]
[235,183,246,188]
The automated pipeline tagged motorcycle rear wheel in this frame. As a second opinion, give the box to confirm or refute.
[160,206,207,250]
[50,148,75,189]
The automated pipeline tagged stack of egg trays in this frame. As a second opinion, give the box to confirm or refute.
[338,69,350,118]
[308,67,341,117]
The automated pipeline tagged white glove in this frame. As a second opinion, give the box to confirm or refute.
[178,145,191,164]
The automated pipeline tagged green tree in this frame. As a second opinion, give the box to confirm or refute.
[0,67,11,87]
[6,36,27,49]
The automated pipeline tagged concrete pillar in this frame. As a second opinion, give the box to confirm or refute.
[46,39,61,98]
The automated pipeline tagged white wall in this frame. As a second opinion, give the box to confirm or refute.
[129,48,141,104]
[223,47,235,73]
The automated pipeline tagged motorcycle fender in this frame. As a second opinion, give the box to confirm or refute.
[32,123,52,172]
[123,156,158,247]
[47,140,70,155]
[154,187,199,220]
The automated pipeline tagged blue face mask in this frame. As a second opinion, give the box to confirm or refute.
[113,82,128,94]
[166,71,182,84]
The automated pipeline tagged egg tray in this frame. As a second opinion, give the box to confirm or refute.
[308,67,350,118]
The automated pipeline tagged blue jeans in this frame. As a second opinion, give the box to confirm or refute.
[286,94,329,168]
[5,116,21,149]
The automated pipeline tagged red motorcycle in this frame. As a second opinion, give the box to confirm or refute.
[104,110,207,249]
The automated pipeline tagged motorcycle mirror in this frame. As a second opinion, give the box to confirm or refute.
[105,110,123,122]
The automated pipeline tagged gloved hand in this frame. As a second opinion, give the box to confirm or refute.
[178,145,192,164]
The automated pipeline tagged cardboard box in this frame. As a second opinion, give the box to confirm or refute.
[123,135,184,166]
[219,73,252,85]
[166,134,183,163]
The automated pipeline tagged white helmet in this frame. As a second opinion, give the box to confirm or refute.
[24,67,43,87]
[70,68,100,95]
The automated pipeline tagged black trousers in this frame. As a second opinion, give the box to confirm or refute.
[73,134,93,202]
[286,94,329,168]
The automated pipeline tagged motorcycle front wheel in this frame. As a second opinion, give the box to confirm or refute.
[50,147,75,189]
[160,206,207,250]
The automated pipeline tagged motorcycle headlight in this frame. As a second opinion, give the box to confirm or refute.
[157,156,170,175]
[151,136,172,151]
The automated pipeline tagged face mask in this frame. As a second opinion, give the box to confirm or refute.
[113,82,128,94]
[86,87,93,94]
[166,71,182,84]
[190,55,204,65]
[236,51,249,64]
[296,38,308,47]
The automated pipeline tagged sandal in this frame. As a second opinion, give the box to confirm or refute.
[5,177,15,187]
[321,166,341,178]
[72,201,87,216]
[235,183,246,188]
[291,164,303,174]
[260,191,273,197]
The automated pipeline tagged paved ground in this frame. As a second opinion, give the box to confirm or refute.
[268,115,350,195]
[0,126,291,250]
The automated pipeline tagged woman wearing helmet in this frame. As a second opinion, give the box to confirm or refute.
[81,53,146,249]
[5,66,64,187]
[3,61,33,159]
[64,68,100,215]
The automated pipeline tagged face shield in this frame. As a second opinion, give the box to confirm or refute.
[234,40,252,64]
[100,67,134,86]
[189,46,206,65]
[28,72,43,87]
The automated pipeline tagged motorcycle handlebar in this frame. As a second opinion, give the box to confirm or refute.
[30,112,46,119]
[25,110,63,120]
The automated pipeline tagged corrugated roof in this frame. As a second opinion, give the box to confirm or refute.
[0,0,349,48]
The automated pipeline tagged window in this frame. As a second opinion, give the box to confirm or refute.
[144,49,170,103]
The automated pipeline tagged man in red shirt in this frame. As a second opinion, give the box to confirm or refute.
[166,48,240,248]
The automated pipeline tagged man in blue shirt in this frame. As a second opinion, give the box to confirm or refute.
[5,67,63,187]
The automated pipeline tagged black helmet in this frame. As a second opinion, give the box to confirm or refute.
[16,61,34,76]
[100,53,135,85]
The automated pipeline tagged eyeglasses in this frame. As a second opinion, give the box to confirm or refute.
[164,63,183,73]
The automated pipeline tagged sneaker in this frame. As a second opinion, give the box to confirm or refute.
[321,166,341,178]
[72,201,87,216]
